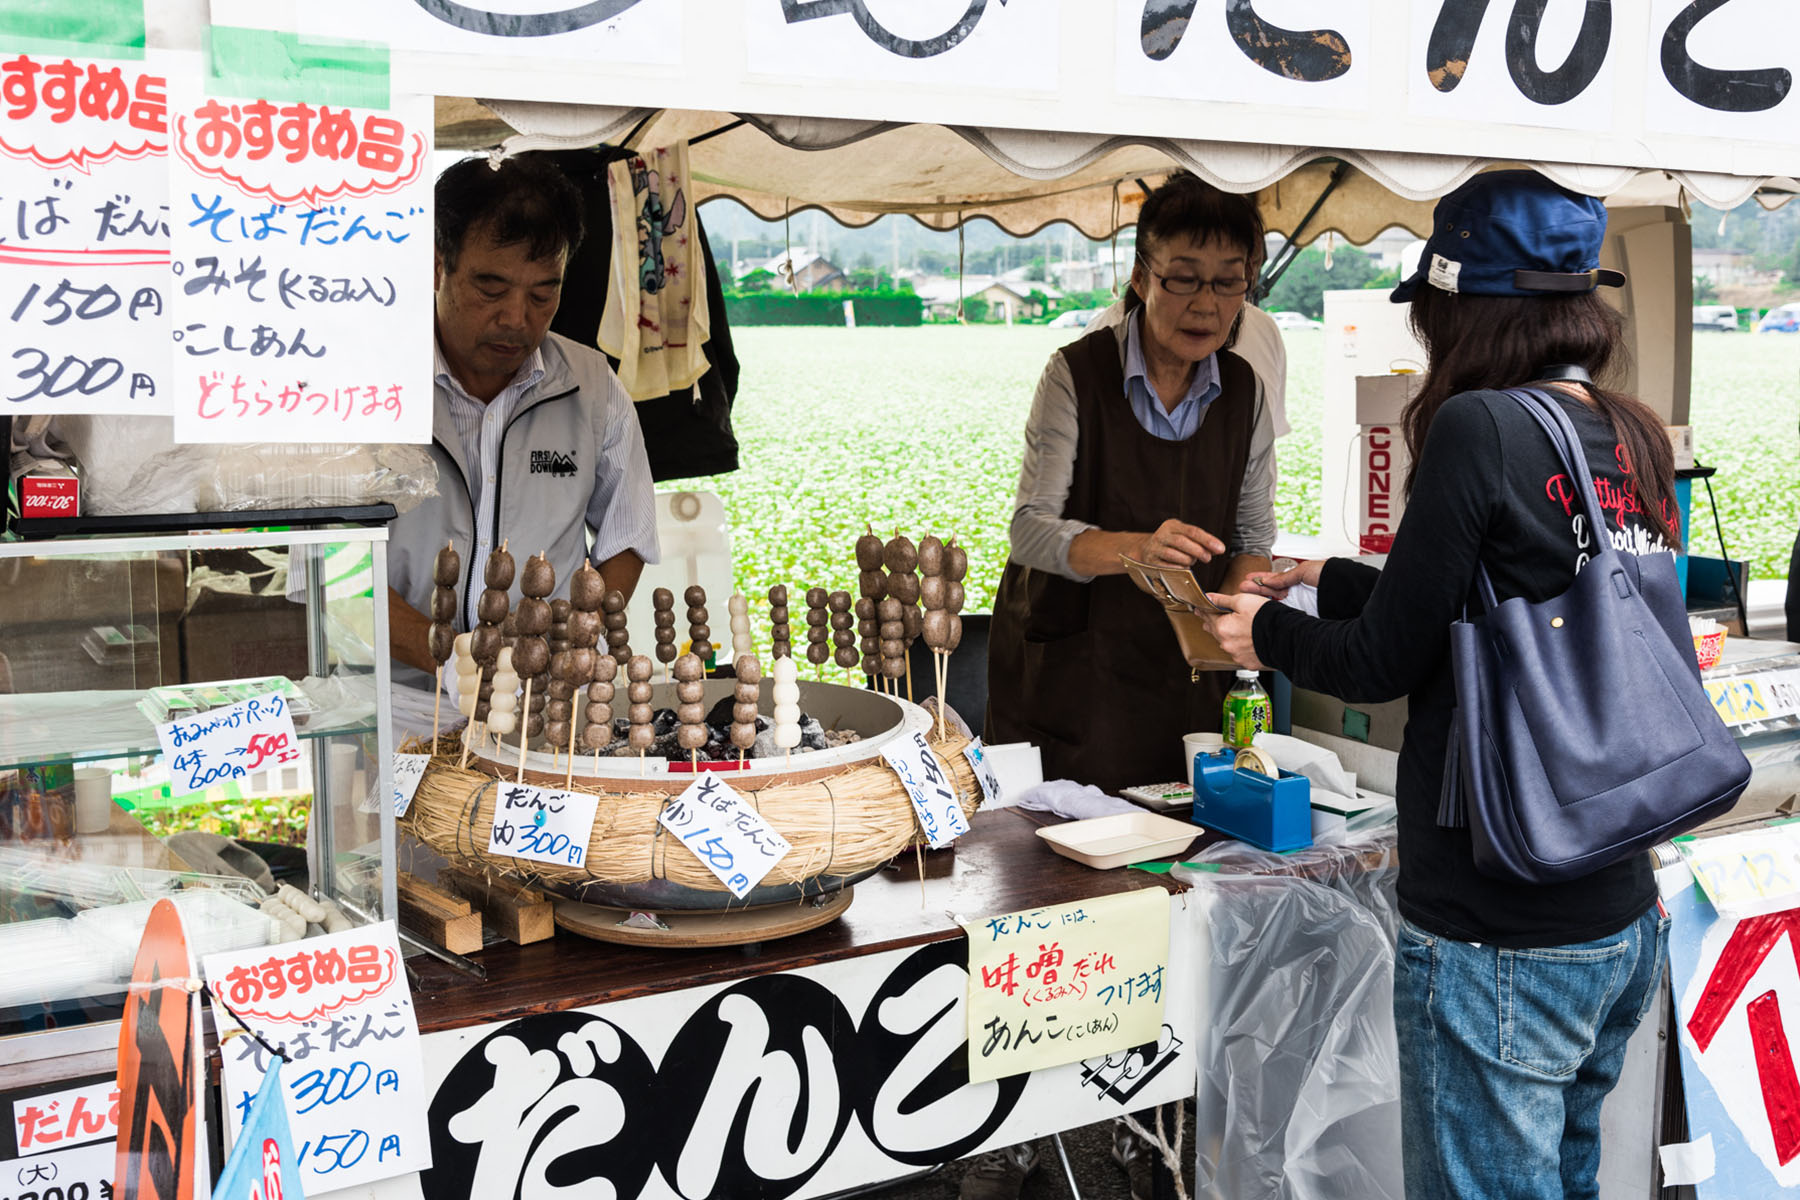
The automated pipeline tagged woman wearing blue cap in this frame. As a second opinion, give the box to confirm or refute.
[1202,171,1678,1198]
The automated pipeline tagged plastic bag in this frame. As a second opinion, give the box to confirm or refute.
[51,416,438,515]
[1176,830,1403,1200]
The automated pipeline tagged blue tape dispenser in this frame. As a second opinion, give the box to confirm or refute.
[1191,746,1314,853]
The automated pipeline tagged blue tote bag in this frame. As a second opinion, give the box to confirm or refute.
[1440,388,1750,883]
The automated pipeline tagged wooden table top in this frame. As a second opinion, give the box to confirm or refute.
[407,806,1195,1034]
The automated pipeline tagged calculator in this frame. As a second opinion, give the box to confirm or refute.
[1120,782,1194,810]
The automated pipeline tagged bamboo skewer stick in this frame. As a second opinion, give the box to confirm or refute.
[515,677,533,783]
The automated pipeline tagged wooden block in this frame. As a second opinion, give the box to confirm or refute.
[438,866,555,945]
[398,871,470,916]
[397,871,482,954]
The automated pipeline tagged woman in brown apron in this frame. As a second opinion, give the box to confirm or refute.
[986,174,1276,796]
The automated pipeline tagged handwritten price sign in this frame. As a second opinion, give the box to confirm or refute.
[963,738,1002,806]
[0,52,172,417]
[166,82,432,445]
[155,694,301,797]
[881,731,971,849]
[203,923,430,1193]
[486,782,598,868]
[961,889,1172,1083]
[391,753,429,819]
[657,774,792,898]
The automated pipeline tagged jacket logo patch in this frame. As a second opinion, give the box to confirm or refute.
[530,450,577,477]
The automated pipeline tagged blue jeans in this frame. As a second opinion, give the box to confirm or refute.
[1394,906,1669,1199]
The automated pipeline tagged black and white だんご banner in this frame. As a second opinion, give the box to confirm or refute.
[355,892,1197,1200]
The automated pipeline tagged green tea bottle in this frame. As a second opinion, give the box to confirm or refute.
[1222,670,1272,750]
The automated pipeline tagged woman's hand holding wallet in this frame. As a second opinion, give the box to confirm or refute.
[1197,590,1269,670]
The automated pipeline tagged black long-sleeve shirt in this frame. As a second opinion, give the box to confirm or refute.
[1253,388,1662,946]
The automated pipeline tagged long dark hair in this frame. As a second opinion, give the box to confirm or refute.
[1403,287,1681,549]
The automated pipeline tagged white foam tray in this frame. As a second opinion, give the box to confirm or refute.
[1035,811,1204,870]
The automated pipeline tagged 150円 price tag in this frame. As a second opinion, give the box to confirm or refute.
[882,731,971,849]
[155,692,300,797]
[487,781,598,868]
[658,774,791,898]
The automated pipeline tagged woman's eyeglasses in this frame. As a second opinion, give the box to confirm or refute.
[1137,255,1251,297]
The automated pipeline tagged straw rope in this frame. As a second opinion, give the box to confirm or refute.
[399,731,981,894]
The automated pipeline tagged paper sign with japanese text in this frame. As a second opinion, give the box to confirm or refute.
[0,1139,113,1200]
[963,738,1001,806]
[392,751,429,818]
[487,780,598,868]
[166,82,432,443]
[155,692,301,798]
[881,731,971,849]
[1676,824,1800,920]
[658,773,792,898]
[1705,671,1800,729]
[2,1073,118,1200]
[8,1077,117,1157]
[961,888,1171,1084]
[204,921,430,1192]
[0,51,171,414]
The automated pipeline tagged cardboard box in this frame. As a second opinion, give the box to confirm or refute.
[18,474,79,519]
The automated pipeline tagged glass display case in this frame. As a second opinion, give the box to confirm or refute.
[0,519,396,1062]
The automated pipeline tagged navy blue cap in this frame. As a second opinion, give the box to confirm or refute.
[1391,170,1626,303]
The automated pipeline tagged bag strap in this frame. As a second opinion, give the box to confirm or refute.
[1500,386,1617,560]
[1465,386,1617,611]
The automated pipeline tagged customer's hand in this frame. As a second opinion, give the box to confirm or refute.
[1199,592,1268,670]
[1141,519,1225,567]
[1239,558,1322,601]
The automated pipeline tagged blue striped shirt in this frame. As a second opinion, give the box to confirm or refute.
[1123,309,1221,441]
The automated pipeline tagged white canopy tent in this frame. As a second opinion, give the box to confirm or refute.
[438,97,1800,244]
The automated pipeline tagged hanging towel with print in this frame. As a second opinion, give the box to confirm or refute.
[598,141,712,401]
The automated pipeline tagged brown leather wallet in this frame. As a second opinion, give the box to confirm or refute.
[1120,554,1238,671]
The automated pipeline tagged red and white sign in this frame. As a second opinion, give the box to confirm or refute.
[1355,374,1421,556]
[18,473,80,518]
[13,1078,118,1155]
[0,54,165,168]
[170,98,428,207]
[1679,908,1800,1184]
[209,936,399,1026]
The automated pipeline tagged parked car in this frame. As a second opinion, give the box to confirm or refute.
[1269,311,1323,330]
[1692,304,1740,331]
[1047,308,1097,329]
[1757,304,1800,333]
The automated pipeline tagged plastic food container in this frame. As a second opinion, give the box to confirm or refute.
[0,918,129,1007]
[75,890,280,963]
[1035,811,1203,870]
